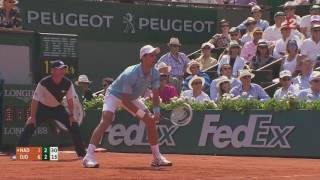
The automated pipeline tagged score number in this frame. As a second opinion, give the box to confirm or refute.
[43,60,76,75]
[16,147,58,161]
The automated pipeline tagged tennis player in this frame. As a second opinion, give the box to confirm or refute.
[82,45,172,168]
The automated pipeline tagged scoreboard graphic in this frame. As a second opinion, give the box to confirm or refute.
[16,147,58,161]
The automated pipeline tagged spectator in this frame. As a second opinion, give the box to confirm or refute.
[300,5,320,38]
[75,74,94,101]
[0,0,22,29]
[273,22,301,59]
[283,1,301,26]
[298,71,320,101]
[280,40,300,75]
[300,24,320,66]
[182,60,211,92]
[215,75,232,101]
[238,5,269,32]
[195,42,217,71]
[210,64,241,101]
[263,12,286,43]
[159,72,179,104]
[181,75,211,103]
[218,41,246,77]
[156,62,172,74]
[230,69,270,101]
[293,57,314,90]
[102,77,114,91]
[241,17,257,44]
[158,37,190,92]
[274,70,299,100]
[240,27,263,63]
[250,40,275,70]
[209,19,231,48]
[229,27,242,45]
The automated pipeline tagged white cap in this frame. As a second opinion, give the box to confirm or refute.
[139,45,160,59]
[201,42,214,49]
[309,71,320,82]
[168,37,181,46]
[251,5,261,12]
[279,70,292,79]
[311,15,320,24]
[75,74,92,85]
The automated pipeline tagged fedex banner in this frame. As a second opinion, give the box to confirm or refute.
[101,110,320,158]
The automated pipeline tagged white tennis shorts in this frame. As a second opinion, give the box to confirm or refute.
[102,94,147,115]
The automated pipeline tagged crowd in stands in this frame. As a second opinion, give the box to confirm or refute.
[150,1,320,103]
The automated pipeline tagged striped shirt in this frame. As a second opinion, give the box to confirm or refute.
[33,76,77,107]
[158,52,190,77]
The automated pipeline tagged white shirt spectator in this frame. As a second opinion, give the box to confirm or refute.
[273,84,299,100]
[300,38,320,64]
[263,26,304,44]
[282,55,298,74]
[273,35,302,59]
[217,55,246,77]
[181,90,210,103]
[241,32,252,44]
[300,15,312,38]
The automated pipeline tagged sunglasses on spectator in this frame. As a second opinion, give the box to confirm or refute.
[5,0,15,3]
[242,76,251,79]
[170,44,180,47]
[230,34,238,36]
[192,81,202,85]
[221,24,229,27]
[284,7,295,11]
[160,74,169,78]
[312,79,320,83]
[222,67,232,70]
[281,77,291,81]
[312,29,320,32]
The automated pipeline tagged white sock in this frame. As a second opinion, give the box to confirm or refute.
[151,144,161,159]
[87,144,96,156]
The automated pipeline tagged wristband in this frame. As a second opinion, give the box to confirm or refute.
[153,107,160,113]
[136,109,146,119]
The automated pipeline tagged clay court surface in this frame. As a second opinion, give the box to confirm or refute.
[1,152,320,180]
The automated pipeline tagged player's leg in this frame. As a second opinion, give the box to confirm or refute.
[124,99,172,167]
[53,106,86,158]
[82,94,119,168]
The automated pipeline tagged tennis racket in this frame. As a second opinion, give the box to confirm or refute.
[160,103,193,127]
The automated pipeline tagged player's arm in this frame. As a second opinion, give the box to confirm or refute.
[151,88,160,123]
[66,84,77,123]
[27,83,42,126]
[121,93,153,121]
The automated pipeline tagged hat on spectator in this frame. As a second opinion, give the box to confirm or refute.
[311,15,320,24]
[311,23,320,30]
[287,39,298,49]
[0,0,18,5]
[229,40,241,48]
[279,70,292,79]
[186,60,203,74]
[188,75,205,89]
[139,45,160,59]
[216,76,231,88]
[75,75,92,85]
[238,69,255,80]
[168,37,181,46]
[229,27,240,33]
[274,11,285,18]
[311,4,320,11]
[253,27,263,34]
[309,71,320,82]
[245,17,256,26]
[51,60,68,69]
[201,42,214,49]
[156,62,172,74]
[283,1,296,8]
[257,39,268,47]
[251,5,262,13]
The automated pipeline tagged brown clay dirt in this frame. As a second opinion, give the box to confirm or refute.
[1,152,320,180]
